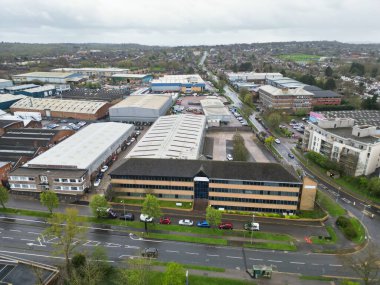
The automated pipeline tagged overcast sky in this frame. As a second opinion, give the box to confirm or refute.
[1,0,379,45]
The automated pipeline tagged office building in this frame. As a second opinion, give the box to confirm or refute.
[303,86,342,106]
[52,67,129,77]
[226,72,283,84]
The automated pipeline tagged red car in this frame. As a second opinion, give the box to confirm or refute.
[159,217,171,224]
[218,222,233,230]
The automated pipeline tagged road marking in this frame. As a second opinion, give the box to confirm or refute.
[104,243,121,248]
[207,254,219,257]
[83,240,101,247]
[312,264,322,266]
[166,250,179,253]
[290,262,305,265]
[21,239,35,242]
[185,252,199,255]
[10,230,21,232]
[119,254,139,259]
[27,231,40,235]
[2,237,14,240]
[124,245,140,249]
[329,264,343,267]
[268,260,282,263]
[249,258,263,261]
[226,256,243,259]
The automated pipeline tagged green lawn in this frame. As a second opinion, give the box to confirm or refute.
[152,261,225,272]
[335,178,380,204]
[278,53,321,62]
[298,208,326,219]
[144,232,228,246]
[0,207,51,218]
[114,198,193,209]
[316,190,346,217]
[299,275,335,281]
[349,217,366,244]
[243,242,297,251]
[310,225,338,244]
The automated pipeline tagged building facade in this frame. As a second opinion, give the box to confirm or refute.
[110,158,317,213]
[303,86,342,106]
[12,72,83,84]
[226,72,283,84]
[303,118,380,176]
[259,85,313,112]
[151,74,205,93]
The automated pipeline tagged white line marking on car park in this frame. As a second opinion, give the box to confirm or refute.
[290,262,305,265]
[329,264,343,267]
[268,260,282,263]
[249,258,263,261]
[2,237,13,239]
[185,252,199,255]
[207,254,219,257]
[124,245,140,249]
[166,250,179,253]
[10,230,21,232]
[226,256,243,259]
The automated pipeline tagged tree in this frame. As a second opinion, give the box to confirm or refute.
[299,74,316,85]
[233,133,249,161]
[39,190,59,214]
[0,186,9,209]
[264,136,275,146]
[120,257,152,285]
[163,262,186,285]
[89,194,109,218]
[370,67,378,78]
[142,194,162,232]
[267,112,282,128]
[45,208,86,277]
[349,62,365,76]
[324,78,336,90]
[325,66,333,77]
[238,62,253,72]
[206,205,222,228]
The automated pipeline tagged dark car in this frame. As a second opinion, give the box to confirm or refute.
[97,172,104,179]
[119,213,135,221]
[106,208,118,219]
[159,217,171,224]
[218,222,233,230]
[205,154,213,160]
[288,153,295,159]
[141,248,158,258]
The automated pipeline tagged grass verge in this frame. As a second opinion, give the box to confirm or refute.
[243,242,297,251]
[0,207,51,218]
[335,178,380,204]
[310,225,337,244]
[144,232,227,246]
[151,261,225,272]
[299,275,335,281]
[348,217,366,244]
[316,190,346,217]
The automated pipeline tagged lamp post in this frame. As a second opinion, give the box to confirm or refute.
[336,187,341,202]
[121,200,126,222]
[250,214,255,245]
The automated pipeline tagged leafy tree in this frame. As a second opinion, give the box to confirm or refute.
[120,257,152,285]
[89,194,109,218]
[349,62,365,76]
[370,67,378,78]
[264,136,275,146]
[267,112,282,128]
[39,190,59,214]
[163,262,186,285]
[206,206,222,228]
[324,78,336,90]
[0,186,9,209]
[299,74,316,85]
[325,66,333,77]
[45,208,86,277]
[280,69,286,76]
[362,95,379,110]
[238,62,253,72]
[142,194,162,232]
[233,133,249,161]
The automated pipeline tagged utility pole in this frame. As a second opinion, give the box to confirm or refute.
[250,214,255,245]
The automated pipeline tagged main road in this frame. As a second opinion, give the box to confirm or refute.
[0,215,355,278]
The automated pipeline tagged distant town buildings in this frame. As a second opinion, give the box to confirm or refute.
[303,86,342,106]
[0,94,27,110]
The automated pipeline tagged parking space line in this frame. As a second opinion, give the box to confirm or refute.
[249,258,263,261]
[185,252,199,255]
[290,262,305,265]
[268,260,282,263]
[329,264,343,267]
[207,254,219,257]
[226,256,243,259]
[10,230,21,233]
[166,250,179,253]
[2,237,14,239]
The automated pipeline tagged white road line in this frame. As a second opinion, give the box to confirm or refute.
[268,260,282,263]
[207,254,219,257]
[10,230,21,232]
[125,245,140,249]
[166,250,179,253]
[119,254,139,259]
[21,239,35,242]
[27,232,40,235]
[290,262,305,265]
[185,252,199,255]
[249,258,263,261]
[226,256,243,259]
[312,264,322,266]
[2,237,14,240]
[104,243,121,248]
[83,240,101,247]
[0,250,64,260]
[329,264,343,267]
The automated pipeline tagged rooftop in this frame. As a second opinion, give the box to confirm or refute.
[319,126,380,144]
[111,158,300,183]
[52,67,129,73]
[111,73,151,79]
[13,72,79,79]
[127,114,206,160]
[0,79,12,83]
[200,97,231,117]
[23,85,56,93]
[12,166,88,178]
[259,85,313,96]
[267,77,306,88]
[0,94,27,103]
[319,110,380,127]
[26,122,133,169]
[110,95,171,110]
[5,84,39,91]
[151,74,205,85]
[10,98,108,114]
[303,86,341,98]
[0,120,21,129]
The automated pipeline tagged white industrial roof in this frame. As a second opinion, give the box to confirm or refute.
[0,79,12,83]
[200,97,231,117]
[259,85,313,96]
[23,85,56,93]
[52,68,129,73]
[13,72,78,79]
[227,72,283,80]
[127,114,206,160]
[26,122,133,169]
[151,74,205,84]
[11,98,107,114]
[110,95,171,110]
[111,73,151,79]
[0,94,26,103]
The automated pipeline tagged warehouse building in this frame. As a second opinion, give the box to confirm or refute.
[52,67,129,77]
[226,72,283,84]
[111,73,153,83]
[5,84,40,95]
[110,158,317,213]
[151,74,205,93]
[200,96,231,123]
[303,86,342,106]
[8,122,134,198]
[0,79,13,90]
[266,77,306,89]
[127,114,206,160]
[0,94,27,110]
[259,85,313,112]
[109,95,172,122]
[10,98,110,120]
[19,85,56,98]
[12,72,84,84]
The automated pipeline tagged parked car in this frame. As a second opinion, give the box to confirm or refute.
[205,154,213,160]
[93,178,101,187]
[274,138,281,144]
[226,154,233,161]
[179,219,194,226]
[140,214,153,223]
[97,172,104,179]
[141,248,158,258]
[131,138,136,142]
[119,213,135,221]
[100,165,108,173]
[218,222,233,230]
[159,217,171,224]
[288,153,295,159]
[196,220,210,228]
[106,208,118,219]
[78,121,87,127]
[244,222,260,231]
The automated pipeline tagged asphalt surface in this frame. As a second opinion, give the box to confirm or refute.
[0,216,355,278]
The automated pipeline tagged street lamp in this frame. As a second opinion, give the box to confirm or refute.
[250,214,255,245]
[336,187,341,202]
[121,200,126,222]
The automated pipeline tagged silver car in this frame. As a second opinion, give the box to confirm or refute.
[179,219,194,226]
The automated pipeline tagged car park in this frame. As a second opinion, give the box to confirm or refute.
[227,154,233,161]
[119,213,135,221]
[93,178,101,187]
[179,219,194,226]
[274,138,281,144]
[97,172,104,179]
[100,165,108,173]
[196,220,210,228]
[244,222,260,231]
[140,214,153,223]
[141,248,158,258]
[159,217,171,224]
[218,222,233,230]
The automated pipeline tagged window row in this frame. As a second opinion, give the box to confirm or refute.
[53,186,83,191]
[113,184,193,191]
[9,176,34,182]
[209,196,298,205]
[210,179,301,188]
[54,177,84,183]
[10,183,36,189]
[209,188,299,197]
[210,205,296,214]
[125,192,193,200]
[112,175,192,182]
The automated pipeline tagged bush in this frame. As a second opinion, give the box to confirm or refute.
[71,253,86,268]
[343,227,358,239]
[336,216,350,228]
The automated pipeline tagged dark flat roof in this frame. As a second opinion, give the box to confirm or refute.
[110,158,300,183]
[304,86,341,98]
[0,120,22,129]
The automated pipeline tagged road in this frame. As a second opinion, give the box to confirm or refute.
[0,215,354,278]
